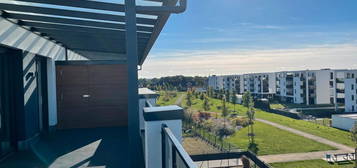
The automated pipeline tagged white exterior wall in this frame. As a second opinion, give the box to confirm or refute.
[332,115,357,131]
[268,73,277,93]
[0,16,85,61]
[139,97,157,130]
[279,74,288,97]
[315,70,332,104]
[47,59,58,127]
[239,76,245,94]
[145,120,182,168]
[345,77,357,112]
[293,76,304,104]
[253,76,261,94]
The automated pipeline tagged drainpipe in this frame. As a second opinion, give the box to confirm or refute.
[137,0,187,14]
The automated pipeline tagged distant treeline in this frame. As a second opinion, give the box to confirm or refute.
[139,75,207,91]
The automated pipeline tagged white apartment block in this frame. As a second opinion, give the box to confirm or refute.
[208,69,357,112]
[276,69,336,105]
[208,75,242,92]
[243,73,276,98]
[208,75,224,90]
[339,70,357,112]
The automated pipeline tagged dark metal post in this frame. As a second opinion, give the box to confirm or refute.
[65,47,68,61]
[125,0,141,167]
[172,145,177,168]
[162,125,167,168]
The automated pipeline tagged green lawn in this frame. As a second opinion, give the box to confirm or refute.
[254,110,354,147]
[184,96,354,148]
[270,102,333,110]
[271,159,354,168]
[226,121,336,155]
[270,103,286,109]
[157,91,184,106]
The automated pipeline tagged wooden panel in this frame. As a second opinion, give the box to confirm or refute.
[56,63,128,129]
[56,65,89,87]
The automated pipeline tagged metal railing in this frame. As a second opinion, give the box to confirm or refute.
[191,152,272,168]
[162,124,197,168]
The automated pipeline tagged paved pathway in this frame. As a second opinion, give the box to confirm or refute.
[259,150,348,163]
[256,119,354,152]
[195,118,355,165]
[255,118,354,163]
[175,93,185,105]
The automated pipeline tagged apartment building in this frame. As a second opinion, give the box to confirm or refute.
[208,75,241,92]
[276,69,336,105]
[208,75,224,90]
[339,70,357,112]
[243,73,276,98]
[208,73,276,98]
[209,69,357,110]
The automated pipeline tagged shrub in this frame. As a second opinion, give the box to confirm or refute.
[231,117,250,127]
[216,126,236,139]
[198,111,211,121]
[202,120,215,131]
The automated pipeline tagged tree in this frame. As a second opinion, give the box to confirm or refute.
[226,90,230,103]
[243,92,256,144]
[186,91,192,107]
[350,122,357,168]
[200,93,205,100]
[203,95,210,111]
[221,96,229,127]
[231,89,237,112]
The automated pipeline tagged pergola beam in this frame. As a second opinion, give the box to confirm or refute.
[13,0,164,16]
[13,0,126,13]
[0,3,157,25]
[139,0,179,65]
[5,12,154,32]
[20,21,152,37]
[32,27,152,39]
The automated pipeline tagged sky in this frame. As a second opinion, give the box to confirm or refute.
[138,0,357,78]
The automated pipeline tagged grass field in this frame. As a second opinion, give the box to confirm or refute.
[157,91,184,106]
[271,159,354,168]
[254,110,354,147]
[183,95,354,148]
[269,102,333,110]
[183,137,220,155]
[226,121,336,155]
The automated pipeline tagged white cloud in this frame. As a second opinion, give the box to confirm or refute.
[139,43,357,78]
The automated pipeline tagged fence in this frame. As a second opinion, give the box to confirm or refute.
[183,121,240,153]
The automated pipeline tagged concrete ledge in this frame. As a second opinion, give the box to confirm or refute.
[144,105,184,121]
[139,88,159,99]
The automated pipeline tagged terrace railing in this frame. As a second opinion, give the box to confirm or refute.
[139,88,196,168]
[162,124,197,168]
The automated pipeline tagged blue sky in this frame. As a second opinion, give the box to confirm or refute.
[139,0,357,78]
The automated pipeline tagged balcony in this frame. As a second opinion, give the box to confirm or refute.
[336,88,345,93]
[139,88,272,168]
[336,78,345,83]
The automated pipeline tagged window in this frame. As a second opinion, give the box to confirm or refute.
[352,95,355,101]
[352,84,355,90]
[347,73,351,79]
[329,81,334,88]
[330,72,334,80]
[353,73,355,78]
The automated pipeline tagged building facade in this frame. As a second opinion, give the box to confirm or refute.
[341,70,357,112]
[208,69,357,112]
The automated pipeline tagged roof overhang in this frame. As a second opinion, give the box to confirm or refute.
[0,0,185,65]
